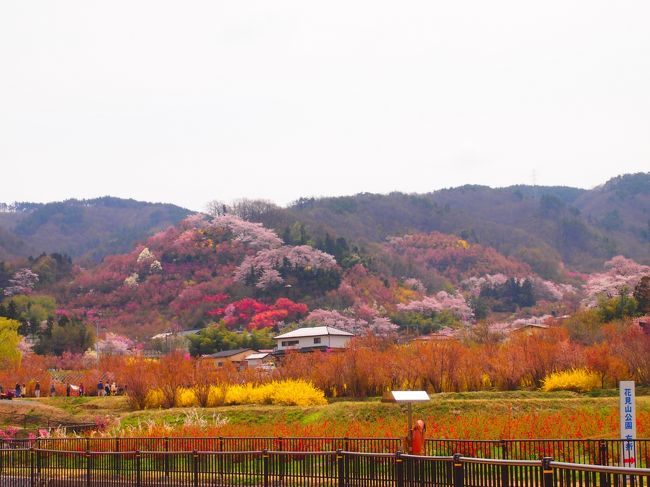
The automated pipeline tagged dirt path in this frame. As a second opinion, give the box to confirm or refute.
[0,399,86,431]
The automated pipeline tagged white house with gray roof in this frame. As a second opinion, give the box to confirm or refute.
[273,326,354,353]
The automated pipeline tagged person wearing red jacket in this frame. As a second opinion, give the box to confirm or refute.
[411,419,426,455]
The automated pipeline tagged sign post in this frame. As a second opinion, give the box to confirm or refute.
[390,391,430,454]
[619,381,636,467]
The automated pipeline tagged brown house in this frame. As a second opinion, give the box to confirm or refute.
[202,348,257,369]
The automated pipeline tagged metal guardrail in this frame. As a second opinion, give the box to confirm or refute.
[1,447,649,487]
[1,437,647,467]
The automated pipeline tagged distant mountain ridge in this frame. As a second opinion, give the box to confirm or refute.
[0,197,192,262]
[258,173,650,275]
[0,173,648,273]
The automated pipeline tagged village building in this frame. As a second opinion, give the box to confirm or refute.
[202,348,257,368]
[244,351,275,370]
[273,326,354,354]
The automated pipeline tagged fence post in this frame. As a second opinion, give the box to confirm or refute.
[114,437,120,476]
[136,450,141,487]
[500,440,508,460]
[36,445,41,479]
[278,437,285,480]
[219,436,224,475]
[337,449,345,487]
[86,449,91,487]
[193,450,199,487]
[164,437,170,477]
[542,457,554,487]
[29,447,35,487]
[598,440,608,465]
[396,451,404,487]
[262,449,269,487]
[598,441,610,487]
[453,453,464,487]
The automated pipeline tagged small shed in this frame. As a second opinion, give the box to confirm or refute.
[244,352,275,369]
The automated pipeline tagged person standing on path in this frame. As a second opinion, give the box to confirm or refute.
[35,381,41,398]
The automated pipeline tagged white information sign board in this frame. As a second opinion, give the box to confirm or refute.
[391,391,430,402]
[619,381,636,467]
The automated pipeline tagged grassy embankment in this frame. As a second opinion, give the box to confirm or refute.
[2,389,649,439]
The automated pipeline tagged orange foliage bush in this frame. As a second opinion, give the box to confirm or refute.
[3,321,649,408]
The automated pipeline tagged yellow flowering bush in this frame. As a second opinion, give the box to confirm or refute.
[176,387,198,407]
[224,380,326,406]
[266,380,327,406]
[542,368,600,392]
[225,383,269,405]
[206,385,226,407]
[141,380,326,409]
[144,388,164,408]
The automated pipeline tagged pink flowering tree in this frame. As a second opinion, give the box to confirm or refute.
[462,273,575,302]
[583,256,650,306]
[210,215,283,250]
[403,278,426,294]
[529,276,576,302]
[397,291,474,323]
[460,274,509,297]
[301,308,398,336]
[234,245,340,290]
[3,269,39,297]
[96,333,134,355]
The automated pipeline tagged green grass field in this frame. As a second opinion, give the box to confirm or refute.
[2,389,648,439]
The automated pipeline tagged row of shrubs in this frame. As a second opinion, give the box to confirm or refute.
[143,379,327,409]
[140,371,602,409]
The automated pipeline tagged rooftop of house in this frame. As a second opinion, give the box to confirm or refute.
[202,348,256,359]
[274,326,354,340]
[245,352,271,360]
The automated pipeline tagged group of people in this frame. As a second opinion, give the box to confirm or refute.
[96,380,121,396]
[0,383,36,398]
[0,380,124,398]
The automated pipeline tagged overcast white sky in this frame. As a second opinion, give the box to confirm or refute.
[1,1,649,211]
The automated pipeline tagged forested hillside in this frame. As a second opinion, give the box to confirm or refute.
[2,174,647,274]
[0,197,191,262]
[0,183,648,359]
[259,173,650,276]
